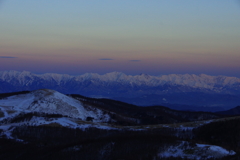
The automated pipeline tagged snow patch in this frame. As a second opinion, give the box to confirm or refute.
[159,141,235,159]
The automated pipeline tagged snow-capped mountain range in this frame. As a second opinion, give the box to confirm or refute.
[1,70,240,93]
[1,70,240,109]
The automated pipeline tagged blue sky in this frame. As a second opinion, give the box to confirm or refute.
[0,0,240,76]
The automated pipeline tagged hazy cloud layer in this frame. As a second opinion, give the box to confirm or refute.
[0,56,17,58]
[99,58,113,60]
[130,60,141,62]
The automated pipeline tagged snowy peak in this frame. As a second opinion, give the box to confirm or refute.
[41,73,73,85]
[0,89,110,122]
[0,70,33,84]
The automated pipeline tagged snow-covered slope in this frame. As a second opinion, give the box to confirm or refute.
[0,89,109,122]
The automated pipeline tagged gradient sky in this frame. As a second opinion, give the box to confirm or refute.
[0,0,240,77]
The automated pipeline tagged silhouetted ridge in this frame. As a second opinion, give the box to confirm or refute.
[216,106,240,115]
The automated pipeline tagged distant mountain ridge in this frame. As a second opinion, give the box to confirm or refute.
[216,106,240,115]
[1,70,240,110]
[1,70,240,92]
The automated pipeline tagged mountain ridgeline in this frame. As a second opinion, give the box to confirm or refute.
[1,70,240,111]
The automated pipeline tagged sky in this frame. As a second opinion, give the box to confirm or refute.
[0,0,240,77]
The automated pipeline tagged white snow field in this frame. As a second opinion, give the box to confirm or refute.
[159,141,235,159]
